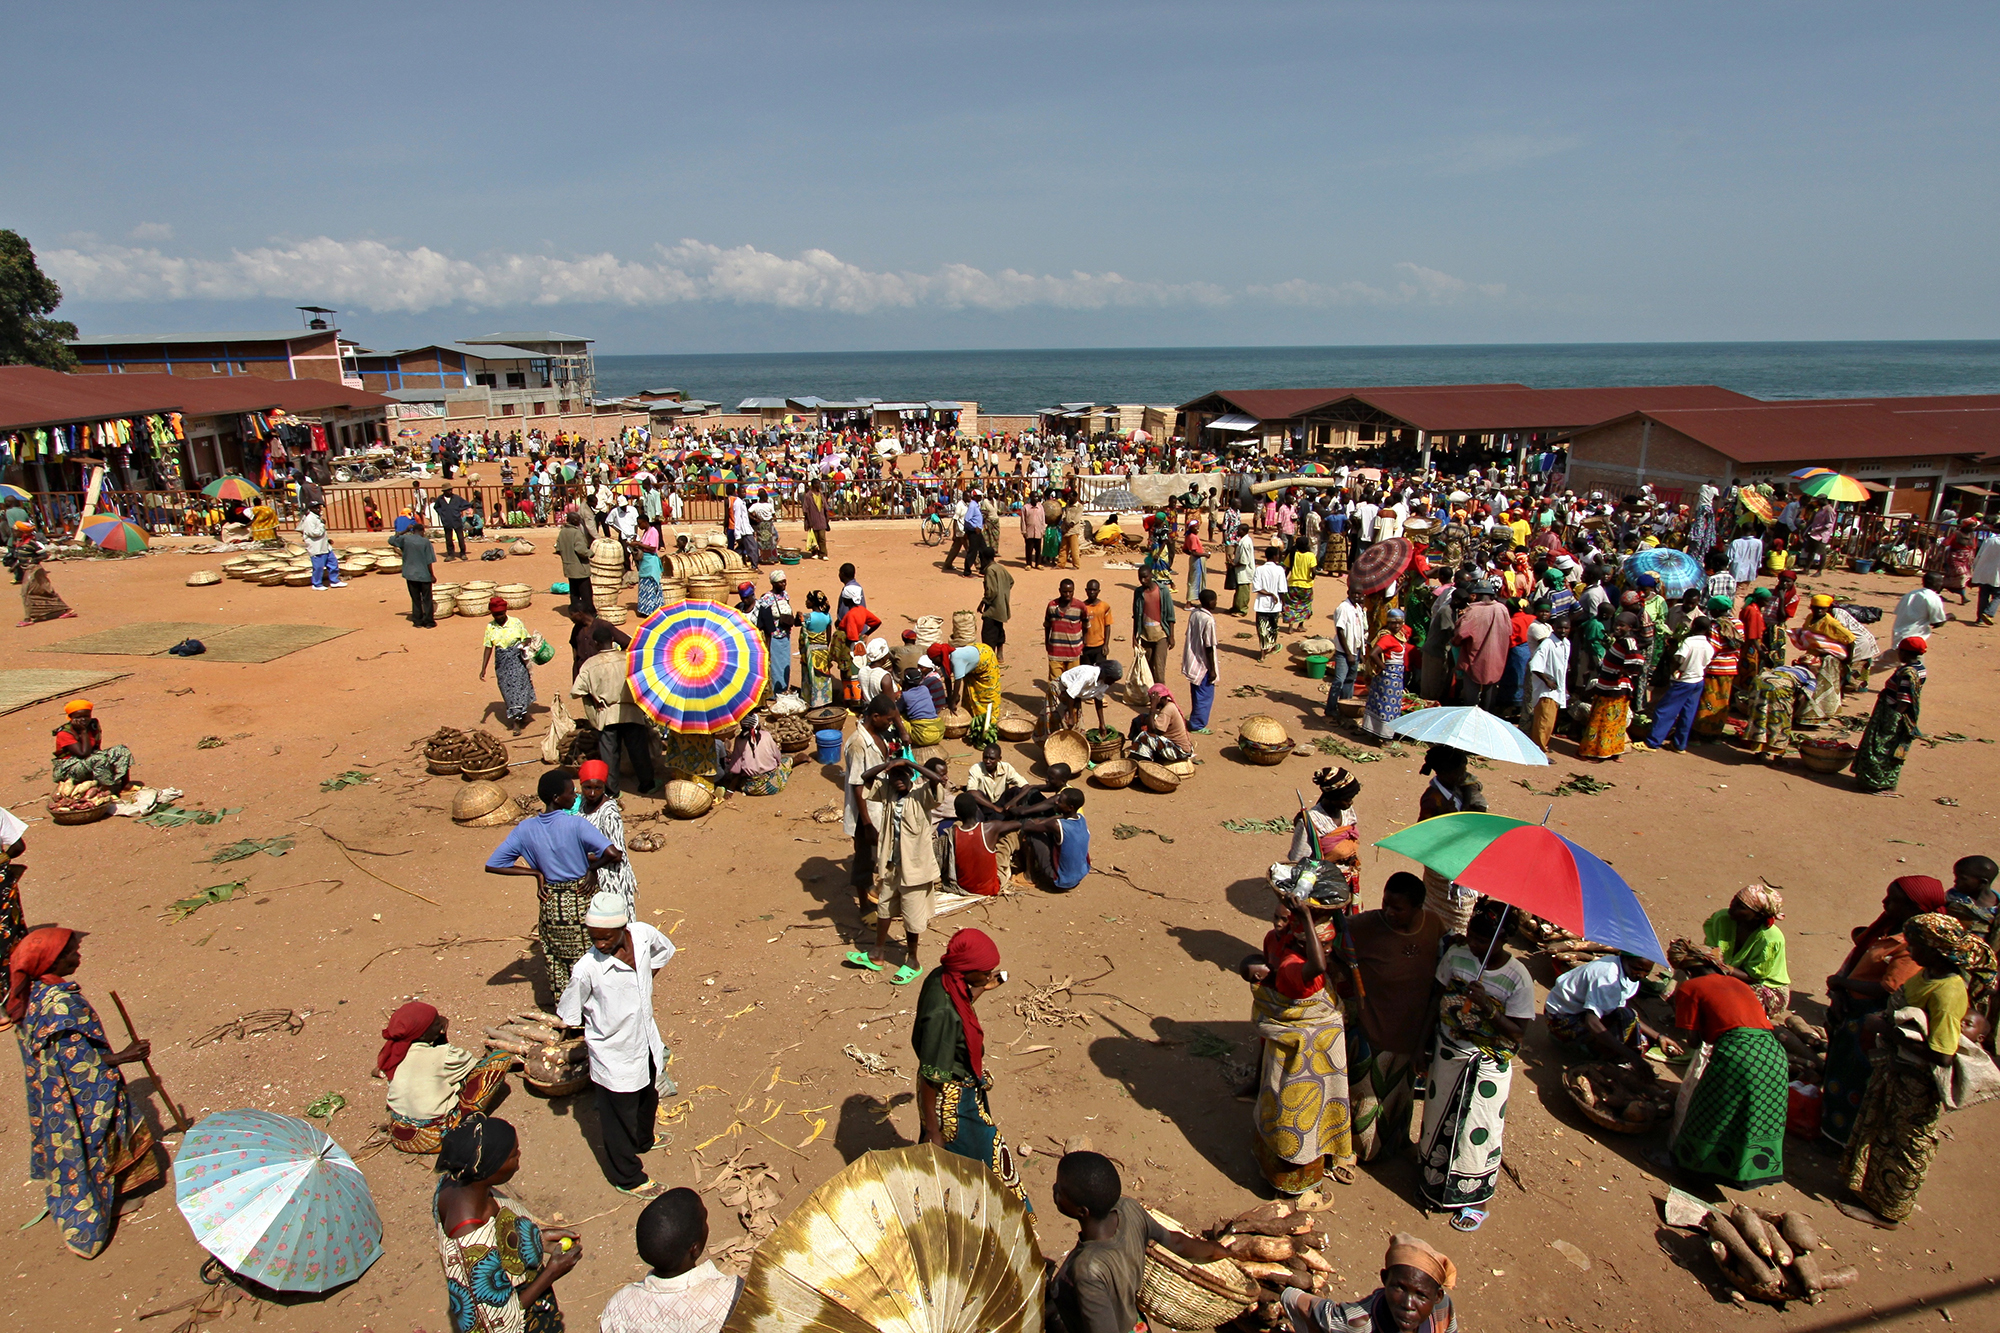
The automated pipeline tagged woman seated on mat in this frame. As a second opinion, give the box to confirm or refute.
[1125,684,1193,761]
[52,699,134,792]
[1276,1233,1460,1333]
[379,1001,513,1154]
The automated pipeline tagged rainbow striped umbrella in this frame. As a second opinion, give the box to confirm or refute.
[627,600,769,734]
[78,514,149,552]
[1788,467,1833,480]
[0,484,30,503]
[202,475,263,501]
[1799,472,1870,503]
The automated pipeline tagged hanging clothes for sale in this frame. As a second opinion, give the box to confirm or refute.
[309,424,328,452]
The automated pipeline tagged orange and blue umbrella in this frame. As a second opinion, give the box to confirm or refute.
[202,475,263,502]
[0,484,30,503]
[627,600,769,734]
[1376,812,1665,963]
[173,1109,383,1292]
[78,514,149,552]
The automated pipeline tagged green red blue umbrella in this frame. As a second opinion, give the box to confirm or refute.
[1375,811,1666,963]
[626,600,769,734]
[202,476,263,501]
[77,515,149,552]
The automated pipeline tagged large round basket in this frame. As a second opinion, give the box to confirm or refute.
[451,781,510,822]
[1239,739,1292,767]
[1239,714,1290,748]
[1561,1065,1674,1136]
[1086,731,1126,762]
[1797,740,1855,774]
[940,708,972,739]
[805,706,848,733]
[461,761,509,782]
[427,756,465,776]
[662,780,714,819]
[1137,1210,1258,1330]
[186,570,222,586]
[51,801,116,826]
[1043,728,1091,775]
[1135,760,1181,793]
[1090,759,1137,789]
[524,1075,588,1098]
[779,733,813,755]
[1336,697,1366,720]
[1165,759,1197,779]
[997,714,1036,743]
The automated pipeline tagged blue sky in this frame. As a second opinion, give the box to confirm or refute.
[8,1,1996,352]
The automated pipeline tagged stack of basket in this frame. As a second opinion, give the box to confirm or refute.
[589,538,626,617]
[496,582,533,611]
[340,548,375,578]
[1238,714,1292,766]
[685,574,729,603]
[658,578,688,606]
[456,579,498,619]
[433,581,462,614]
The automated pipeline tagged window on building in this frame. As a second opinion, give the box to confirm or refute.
[501,404,516,416]
[475,373,496,388]
[506,372,527,389]
[210,363,221,373]
[558,400,570,413]
[1358,426,1376,442]
[533,402,546,415]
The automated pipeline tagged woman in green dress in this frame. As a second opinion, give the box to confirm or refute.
[1854,637,1926,793]
[912,927,1026,1202]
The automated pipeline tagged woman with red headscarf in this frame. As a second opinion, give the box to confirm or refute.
[9,926,162,1257]
[572,759,639,916]
[1819,876,1947,1148]
[379,1000,514,1155]
[911,928,1025,1202]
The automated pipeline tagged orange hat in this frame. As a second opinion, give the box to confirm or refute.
[63,699,92,716]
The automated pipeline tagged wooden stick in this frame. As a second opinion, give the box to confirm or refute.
[109,990,191,1133]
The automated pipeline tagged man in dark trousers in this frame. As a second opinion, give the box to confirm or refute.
[434,486,471,561]
[389,517,438,627]
[556,508,594,613]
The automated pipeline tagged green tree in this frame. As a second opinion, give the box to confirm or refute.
[0,230,78,371]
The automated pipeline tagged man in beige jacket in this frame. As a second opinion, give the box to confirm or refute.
[571,621,656,795]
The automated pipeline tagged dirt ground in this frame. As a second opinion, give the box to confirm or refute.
[4,518,1997,1333]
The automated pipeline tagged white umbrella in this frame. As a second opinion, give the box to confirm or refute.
[1389,705,1548,766]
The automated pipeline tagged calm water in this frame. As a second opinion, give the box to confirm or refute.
[595,342,2000,417]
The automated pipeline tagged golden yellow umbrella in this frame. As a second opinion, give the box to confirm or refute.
[722,1145,1043,1333]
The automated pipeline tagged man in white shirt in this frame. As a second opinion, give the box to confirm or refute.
[1523,620,1571,753]
[1041,659,1126,734]
[1252,544,1288,660]
[599,1189,744,1333]
[1973,529,2000,626]
[1640,618,1715,753]
[558,891,676,1198]
[1328,587,1367,707]
[1892,573,1949,646]
[1354,499,1380,546]
[1728,532,1764,586]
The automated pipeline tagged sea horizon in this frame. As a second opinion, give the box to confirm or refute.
[594,339,2000,417]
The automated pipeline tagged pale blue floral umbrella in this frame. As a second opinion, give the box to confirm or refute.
[173,1109,382,1292]
[1390,705,1549,766]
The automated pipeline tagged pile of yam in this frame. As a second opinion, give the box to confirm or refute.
[1570,1062,1676,1126]
[483,1009,586,1087]
[1773,1014,1827,1081]
[1705,1205,1856,1306]
[49,777,117,814]
[1202,1198,1335,1325]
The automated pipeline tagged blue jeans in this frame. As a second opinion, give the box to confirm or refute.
[1647,680,1703,750]
[1326,651,1358,709]
[1980,584,2000,620]
[1189,678,1214,730]
[310,551,341,587]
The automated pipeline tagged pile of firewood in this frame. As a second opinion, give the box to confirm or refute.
[1706,1205,1856,1306]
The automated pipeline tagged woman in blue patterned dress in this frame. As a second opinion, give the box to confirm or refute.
[434,1115,581,1331]
[10,926,163,1258]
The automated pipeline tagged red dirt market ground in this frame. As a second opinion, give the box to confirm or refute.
[4,520,1997,1332]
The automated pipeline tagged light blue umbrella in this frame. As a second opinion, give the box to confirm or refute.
[1389,705,1549,766]
[173,1109,382,1292]
[1622,548,1703,598]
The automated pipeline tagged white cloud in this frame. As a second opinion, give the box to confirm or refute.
[128,222,173,242]
[43,235,1495,315]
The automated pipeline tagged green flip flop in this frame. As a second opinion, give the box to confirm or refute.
[890,965,923,986]
[844,951,884,971]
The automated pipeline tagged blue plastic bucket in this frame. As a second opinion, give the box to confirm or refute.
[815,728,845,764]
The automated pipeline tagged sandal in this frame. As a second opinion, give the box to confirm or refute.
[843,951,883,971]
[890,965,922,986]
[1449,1208,1486,1232]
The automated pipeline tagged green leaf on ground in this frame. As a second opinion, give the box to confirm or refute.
[320,770,375,792]
[138,804,242,829]
[1222,817,1293,835]
[199,837,294,864]
[1112,824,1175,844]
[162,881,248,923]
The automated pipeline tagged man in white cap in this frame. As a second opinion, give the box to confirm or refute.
[1523,619,1570,754]
[558,890,677,1199]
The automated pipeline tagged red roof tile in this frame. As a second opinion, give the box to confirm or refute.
[1587,404,1976,464]
[1323,384,1760,432]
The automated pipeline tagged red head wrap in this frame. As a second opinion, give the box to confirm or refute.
[5,926,72,1022]
[377,1001,439,1079]
[576,759,611,782]
[938,928,1002,1078]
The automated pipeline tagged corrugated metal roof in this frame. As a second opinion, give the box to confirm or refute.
[113,373,396,415]
[1587,404,1976,464]
[462,331,593,345]
[362,342,545,363]
[1322,384,1758,432]
[1175,384,1528,421]
[69,330,327,347]
[738,398,790,410]
[0,368,393,431]
[1205,412,1262,431]
[925,401,965,411]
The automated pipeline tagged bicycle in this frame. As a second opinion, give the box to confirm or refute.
[920,505,946,546]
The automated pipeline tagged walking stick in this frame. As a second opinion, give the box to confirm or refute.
[109,990,192,1134]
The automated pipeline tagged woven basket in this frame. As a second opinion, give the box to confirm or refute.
[1165,759,1196,779]
[598,606,628,626]
[186,570,222,586]
[451,781,510,821]
[1137,1210,1258,1330]
[427,756,465,775]
[461,761,509,782]
[51,801,116,826]
[525,1075,588,1098]
[433,582,463,602]
[940,708,972,739]
[1135,760,1181,793]
[1336,697,1365,719]
[1090,759,1137,788]
[662,779,714,819]
[256,571,287,586]
[1797,740,1855,774]
[343,563,373,578]
[463,580,497,594]
[284,572,313,587]
[997,714,1036,742]
[805,706,848,733]
[1239,739,1291,767]
[1043,728,1090,775]
[1087,731,1126,762]
[1239,714,1289,747]
[1562,1066,1674,1136]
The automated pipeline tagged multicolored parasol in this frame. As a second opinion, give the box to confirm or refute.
[1375,812,1666,963]
[628,600,770,734]
[77,515,149,552]
[1347,536,1414,597]
[1798,472,1870,503]
[202,476,263,501]
[173,1109,383,1292]
[1737,487,1776,523]
[1788,467,1834,480]
[1621,547,1701,597]
[0,483,31,503]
